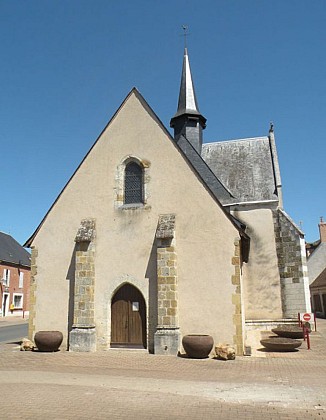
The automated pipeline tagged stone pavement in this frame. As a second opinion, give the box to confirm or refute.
[0,319,326,419]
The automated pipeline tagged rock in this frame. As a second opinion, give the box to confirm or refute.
[215,343,236,360]
[20,338,35,351]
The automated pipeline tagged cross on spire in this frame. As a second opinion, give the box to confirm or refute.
[182,25,189,48]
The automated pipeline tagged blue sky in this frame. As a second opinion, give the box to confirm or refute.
[1,0,325,245]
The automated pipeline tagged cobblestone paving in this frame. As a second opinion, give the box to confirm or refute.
[0,319,326,419]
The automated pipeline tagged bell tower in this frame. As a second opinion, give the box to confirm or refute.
[170,47,206,154]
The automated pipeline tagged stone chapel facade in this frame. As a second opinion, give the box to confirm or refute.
[25,48,310,355]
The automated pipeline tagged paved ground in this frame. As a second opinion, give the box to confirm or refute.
[0,317,326,419]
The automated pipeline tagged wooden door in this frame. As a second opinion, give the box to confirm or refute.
[111,284,146,348]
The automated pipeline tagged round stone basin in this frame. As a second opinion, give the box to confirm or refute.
[271,326,304,339]
[260,337,302,352]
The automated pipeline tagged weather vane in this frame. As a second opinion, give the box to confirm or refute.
[182,25,189,48]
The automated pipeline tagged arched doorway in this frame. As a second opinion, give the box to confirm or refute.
[111,283,147,349]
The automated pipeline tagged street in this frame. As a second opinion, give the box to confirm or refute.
[0,319,325,419]
[0,322,28,343]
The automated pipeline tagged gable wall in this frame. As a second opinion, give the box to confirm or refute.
[30,93,241,351]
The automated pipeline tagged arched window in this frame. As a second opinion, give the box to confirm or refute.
[124,161,143,204]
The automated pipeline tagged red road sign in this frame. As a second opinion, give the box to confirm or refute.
[303,313,311,321]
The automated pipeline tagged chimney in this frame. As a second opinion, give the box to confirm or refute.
[319,217,326,242]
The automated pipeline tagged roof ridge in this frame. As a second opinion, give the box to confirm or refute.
[203,136,269,146]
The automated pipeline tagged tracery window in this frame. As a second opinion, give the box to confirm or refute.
[124,161,144,204]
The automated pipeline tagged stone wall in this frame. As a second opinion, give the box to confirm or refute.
[273,209,310,317]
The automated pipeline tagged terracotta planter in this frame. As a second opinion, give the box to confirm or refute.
[260,337,302,352]
[182,334,214,358]
[34,331,63,352]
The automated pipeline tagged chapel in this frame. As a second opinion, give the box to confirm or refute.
[25,48,310,355]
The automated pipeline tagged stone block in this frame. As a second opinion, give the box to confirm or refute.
[169,267,177,276]
[166,291,176,300]
[231,275,240,285]
[167,308,177,316]
[154,328,180,355]
[166,276,177,284]
[232,256,240,266]
[163,300,170,308]
[171,300,178,308]
[69,327,96,352]
[158,308,166,316]
[232,294,241,305]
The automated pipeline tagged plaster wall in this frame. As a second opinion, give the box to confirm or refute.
[31,92,240,351]
[232,207,283,320]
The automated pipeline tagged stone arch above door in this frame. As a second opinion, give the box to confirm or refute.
[111,283,147,349]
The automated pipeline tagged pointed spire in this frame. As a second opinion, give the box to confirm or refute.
[170,48,206,154]
[175,48,200,117]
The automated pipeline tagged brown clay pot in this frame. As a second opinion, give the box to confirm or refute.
[34,331,63,352]
[182,334,214,358]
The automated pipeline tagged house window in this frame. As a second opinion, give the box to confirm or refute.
[13,294,23,309]
[19,271,24,288]
[124,161,143,204]
[2,269,10,287]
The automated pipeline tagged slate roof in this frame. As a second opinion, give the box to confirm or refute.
[310,267,326,289]
[201,137,279,204]
[0,232,31,267]
[176,134,234,203]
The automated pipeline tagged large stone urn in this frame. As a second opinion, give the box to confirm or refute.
[182,334,214,359]
[34,331,63,352]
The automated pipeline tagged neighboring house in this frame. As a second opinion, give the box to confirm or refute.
[307,218,326,283]
[0,232,31,317]
[25,48,310,355]
[308,218,326,317]
[310,268,326,318]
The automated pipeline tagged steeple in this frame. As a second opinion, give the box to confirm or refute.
[170,47,206,154]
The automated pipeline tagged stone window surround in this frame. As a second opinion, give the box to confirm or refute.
[115,155,151,210]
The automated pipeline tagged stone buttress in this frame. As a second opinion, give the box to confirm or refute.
[69,218,96,352]
[273,209,311,317]
[154,214,180,355]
